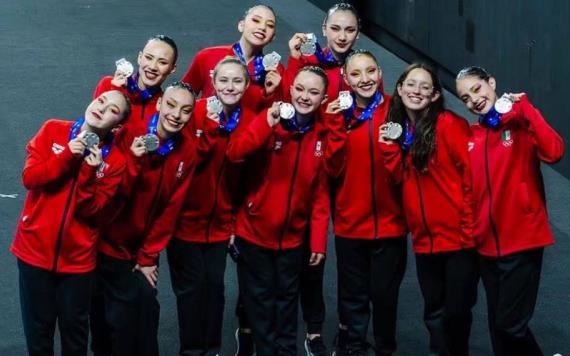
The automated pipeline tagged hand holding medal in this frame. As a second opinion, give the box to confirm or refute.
[267,102,284,127]
[300,33,317,56]
[130,136,149,157]
[112,58,134,87]
[84,145,103,167]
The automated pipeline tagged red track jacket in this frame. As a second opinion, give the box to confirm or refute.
[93,76,161,124]
[12,120,126,273]
[174,99,256,243]
[324,94,407,239]
[181,45,284,112]
[380,111,476,253]
[226,110,330,253]
[469,95,564,257]
[96,117,216,266]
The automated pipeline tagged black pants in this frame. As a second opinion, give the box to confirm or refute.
[479,248,544,356]
[89,253,159,356]
[166,238,228,356]
[415,248,479,356]
[235,237,303,356]
[18,259,94,356]
[335,236,407,355]
[300,227,326,334]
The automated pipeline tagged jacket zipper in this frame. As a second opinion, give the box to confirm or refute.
[279,136,303,250]
[143,162,165,237]
[206,155,227,243]
[484,129,501,256]
[52,169,80,272]
[141,102,146,121]
[414,171,434,253]
[368,119,379,238]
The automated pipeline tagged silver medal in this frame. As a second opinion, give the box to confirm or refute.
[300,33,317,56]
[338,91,353,110]
[262,51,281,71]
[115,58,134,77]
[143,134,160,152]
[494,94,513,114]
[206,96,223,114]
[385,122,403,140]
[279,103,296,119]
[81,131,100,148]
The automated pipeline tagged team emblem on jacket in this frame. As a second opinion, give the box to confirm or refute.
[51,142,65,155]
[195,129,203,138]
[468,141,474,152]
[314,140,323,157]
[501,130,513,147]
[273,140,283,151]
[176,161,184,178]
[96,162,108,179]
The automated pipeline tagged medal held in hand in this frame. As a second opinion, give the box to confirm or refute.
[206,96,223,114]
[494,93,513,114]
[79,131,100,148]
[115,58,134,77]
[262,51,281,71]
[385,122,403,140]
[338,91,353,110]
[300,33,317,56]
[279,103,295,119]
[143,133,160,152]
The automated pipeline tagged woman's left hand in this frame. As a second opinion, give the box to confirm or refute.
[264,71,282,96]
[309,252,325,266]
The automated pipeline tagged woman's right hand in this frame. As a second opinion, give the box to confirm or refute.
[68,137,87,156]
[325,98,344,115]
[130,136,147,157]
[288,33,307,59]
[267,102,281,127]
[111,69,129,87]
[378,123,395,145]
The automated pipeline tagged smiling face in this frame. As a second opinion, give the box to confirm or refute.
[344,54,382,102]
[213,62,249,107]
[238,5,276,48]
[137,39,177,89]
[289,70,327,115]
[456,75,497,115]
[397,68,440,113]
[322,10,359,56]
[156,87,195,136]
[84,90,129,130]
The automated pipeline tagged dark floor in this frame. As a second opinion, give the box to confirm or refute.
[0,0,568,355]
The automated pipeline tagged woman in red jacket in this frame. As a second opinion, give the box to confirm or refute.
[284,5,361,354]
[181,4,283,113]
[456,66,564,356]
[90,82,216,356]
[93,34,178,124]
[286,3,360,101]
[324,50,407,355]
[226,66,330,356]
[168,57,255,356]
[379,63,478,356]
[12,90,130,356]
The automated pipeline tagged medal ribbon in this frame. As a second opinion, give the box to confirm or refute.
[479,106,502,129]
[69,117,113,158]
[344,91,382,129]
[314,43,338,66]
[127,74,161,102]
[400,120,415,152]
[147,113,177,156]
[232,42,265,85]
[280,113,314,134]
[218,106,241,133]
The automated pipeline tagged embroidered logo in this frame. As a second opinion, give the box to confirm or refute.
[468,141,474,152]
[96,162,108,179]
[274,140,283,151]
[195,129,203,138]
[51,143,65,155]
[314,140,323,157]
[501,130,513,147]
[176,161,184,178]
